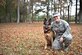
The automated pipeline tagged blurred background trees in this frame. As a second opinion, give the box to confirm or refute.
[0,0,81,24]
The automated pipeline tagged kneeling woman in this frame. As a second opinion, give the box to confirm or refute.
[51,12,73,51]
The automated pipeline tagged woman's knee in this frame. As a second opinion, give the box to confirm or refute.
[52,40,62,50]
[64,34,73,41]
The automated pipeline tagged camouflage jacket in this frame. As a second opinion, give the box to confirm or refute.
[51,19,72,38]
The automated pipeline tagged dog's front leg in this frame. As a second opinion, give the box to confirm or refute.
[44,34,49,49]
[44,41,47,49]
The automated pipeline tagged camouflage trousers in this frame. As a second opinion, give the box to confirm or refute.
[52,34,72,50]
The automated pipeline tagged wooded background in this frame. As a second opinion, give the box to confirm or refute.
[0,0,82,24]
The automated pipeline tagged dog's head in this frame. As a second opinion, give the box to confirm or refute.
[43,18,52,33]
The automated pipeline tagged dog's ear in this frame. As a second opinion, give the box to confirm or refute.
[44,18,47,21]
[44,18,47,24]
[48,18,51,25]
[49,18,51,22]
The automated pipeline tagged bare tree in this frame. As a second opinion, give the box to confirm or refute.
[75,0,78,23]
[78,0,82,23]
[17,0,20,23]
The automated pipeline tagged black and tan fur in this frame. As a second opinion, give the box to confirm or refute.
[43,18,56,49]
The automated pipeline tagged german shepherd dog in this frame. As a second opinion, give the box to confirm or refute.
[43,18,55,49]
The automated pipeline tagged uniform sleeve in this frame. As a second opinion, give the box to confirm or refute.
[50,22,54,31]
[62,21,71,38]
[50,22,53,28]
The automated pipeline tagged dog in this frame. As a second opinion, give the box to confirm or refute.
[43,18,56,49]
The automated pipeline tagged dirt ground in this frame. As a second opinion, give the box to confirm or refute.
[0,22,82,55]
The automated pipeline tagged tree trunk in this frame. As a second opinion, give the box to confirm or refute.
[47,0,49,19]
[68,5,70,23]
[78,0,82,23]
[75,0,78,23]
[9,12,11,22]
[53,0,56,12]
[5,0,8,23]
[17,0,20,23]
[31,2,33,23]
[27,0,31,22]
[62,7,65,19]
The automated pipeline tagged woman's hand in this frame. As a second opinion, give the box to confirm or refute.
[59,37,64,43]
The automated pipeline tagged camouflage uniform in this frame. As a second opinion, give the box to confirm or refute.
[51,19,73,50]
